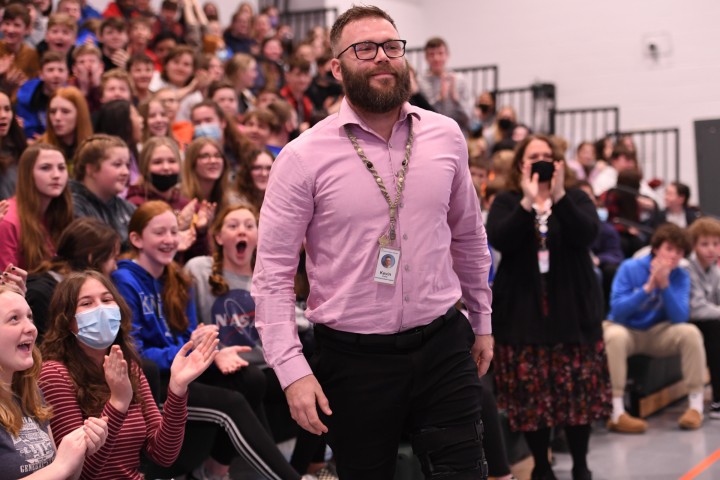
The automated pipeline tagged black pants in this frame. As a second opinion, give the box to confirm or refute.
[479,374,511,477]
[313,309,487,480]
[690,319,720,402]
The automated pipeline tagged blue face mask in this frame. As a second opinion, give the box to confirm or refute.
[597,207,609,223]
[74,304,121,350]
[193,123,222,141]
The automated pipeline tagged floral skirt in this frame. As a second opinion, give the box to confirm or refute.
[494,340,612,432]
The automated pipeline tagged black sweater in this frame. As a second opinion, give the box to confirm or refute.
[486,188,604,345]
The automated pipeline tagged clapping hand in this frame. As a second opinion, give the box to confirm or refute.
[82,416,109,455]
[550,160,566,203]
[520,160,539,211]
[1,263,27,295]
[195,200,217,231]
[214,346,251,374]
[649,256,672,290]
[53,426,88,476]
[104,345,133,413]
[177,199,198,231]
[168,329,219,396]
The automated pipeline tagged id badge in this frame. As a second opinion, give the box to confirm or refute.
[374,247,401,285]
[538,248,550,274]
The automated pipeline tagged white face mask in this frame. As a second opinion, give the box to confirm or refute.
[74,304,121,350]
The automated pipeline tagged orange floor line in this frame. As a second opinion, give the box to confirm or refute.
[679,448,720,480]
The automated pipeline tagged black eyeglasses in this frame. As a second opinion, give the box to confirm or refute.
[336,40,407,60]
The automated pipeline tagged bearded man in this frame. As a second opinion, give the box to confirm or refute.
[252,5,494,479]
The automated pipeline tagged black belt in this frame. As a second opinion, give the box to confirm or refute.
[314,307,457,351]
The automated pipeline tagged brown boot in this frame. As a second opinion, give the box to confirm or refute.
[607,413,647,433]
[678,408,703,430]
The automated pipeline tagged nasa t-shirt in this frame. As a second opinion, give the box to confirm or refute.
[185,256,265,366]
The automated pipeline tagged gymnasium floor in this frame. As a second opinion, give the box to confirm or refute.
[228,390,720,480]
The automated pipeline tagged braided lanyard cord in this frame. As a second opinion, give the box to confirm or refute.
[344,116,414,246]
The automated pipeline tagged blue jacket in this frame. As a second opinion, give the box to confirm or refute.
[112,259,197,371]
[609,254,690,330]
[15,78,47,139]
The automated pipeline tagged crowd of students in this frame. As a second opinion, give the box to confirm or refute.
[0,1,717,480]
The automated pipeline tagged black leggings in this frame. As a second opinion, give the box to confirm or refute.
[691,319,720,402]
[161,366,303,480]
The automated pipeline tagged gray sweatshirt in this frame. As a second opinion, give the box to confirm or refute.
[688,253,720,320]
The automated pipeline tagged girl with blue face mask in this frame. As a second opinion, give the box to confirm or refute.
[38,271,218,480]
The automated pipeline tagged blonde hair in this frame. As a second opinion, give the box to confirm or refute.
[0,288,52,437]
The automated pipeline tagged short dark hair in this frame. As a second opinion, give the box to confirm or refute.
[610,144,636,162]
[669,181,690,207]
[100,16,127,35]
[40,50,67,68]
[330,5,397,55]
[650,223,692,256]
[2,3,31,27]
[127,53,154,71]
[424,36,447,51]
[286,55,311,74]
[208,79,235,99]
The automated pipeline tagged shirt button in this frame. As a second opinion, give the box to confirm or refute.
[404,295,410,302]
[403,234,408,240]
[404,265,410,272]
[399,202,404,208]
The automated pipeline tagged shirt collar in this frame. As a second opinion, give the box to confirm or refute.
[337,97,422,132]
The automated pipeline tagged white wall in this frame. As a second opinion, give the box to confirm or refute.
[81,0,720,200]
[322,0,720,202]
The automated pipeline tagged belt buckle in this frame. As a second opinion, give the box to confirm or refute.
[396,329,423,349]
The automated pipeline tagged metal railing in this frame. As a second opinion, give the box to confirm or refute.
[614,128,680,183]
[278,7,338,39]
[495,83,556,134]
[550,106,620,156]
[405,48,498,96]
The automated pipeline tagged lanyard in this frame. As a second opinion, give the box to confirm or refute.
[344,117,414,246]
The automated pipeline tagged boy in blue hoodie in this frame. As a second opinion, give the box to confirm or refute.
[605,223,706,433]
[15,51,68,139]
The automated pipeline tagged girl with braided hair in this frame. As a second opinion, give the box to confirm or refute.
[185,204,337,479]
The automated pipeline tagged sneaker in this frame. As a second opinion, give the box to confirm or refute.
[678,408,703,430]
[189,466,230,480]
[709,402,720,419]
[312,466,339,480]
[607,413,647,433]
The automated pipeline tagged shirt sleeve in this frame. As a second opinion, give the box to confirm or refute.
[251,145,315,389]
[0,219,20,270]
[140,371,188,467]
[39,361,128,479]
[446,128,492,335]
[609,260,651,325]
[689,266,720,320]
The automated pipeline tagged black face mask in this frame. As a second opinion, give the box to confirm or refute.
[478,104,491,114]
[150,172,179,192]
[531,161,555,182]
[498,118,514,131]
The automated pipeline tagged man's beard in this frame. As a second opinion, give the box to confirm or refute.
[340,60,411,114]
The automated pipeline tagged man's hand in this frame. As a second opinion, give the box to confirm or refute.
[110,49,130,70]
[285,375,332,435]
[471,334,494,377]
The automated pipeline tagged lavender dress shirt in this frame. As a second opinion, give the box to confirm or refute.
[252,98,493,389]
